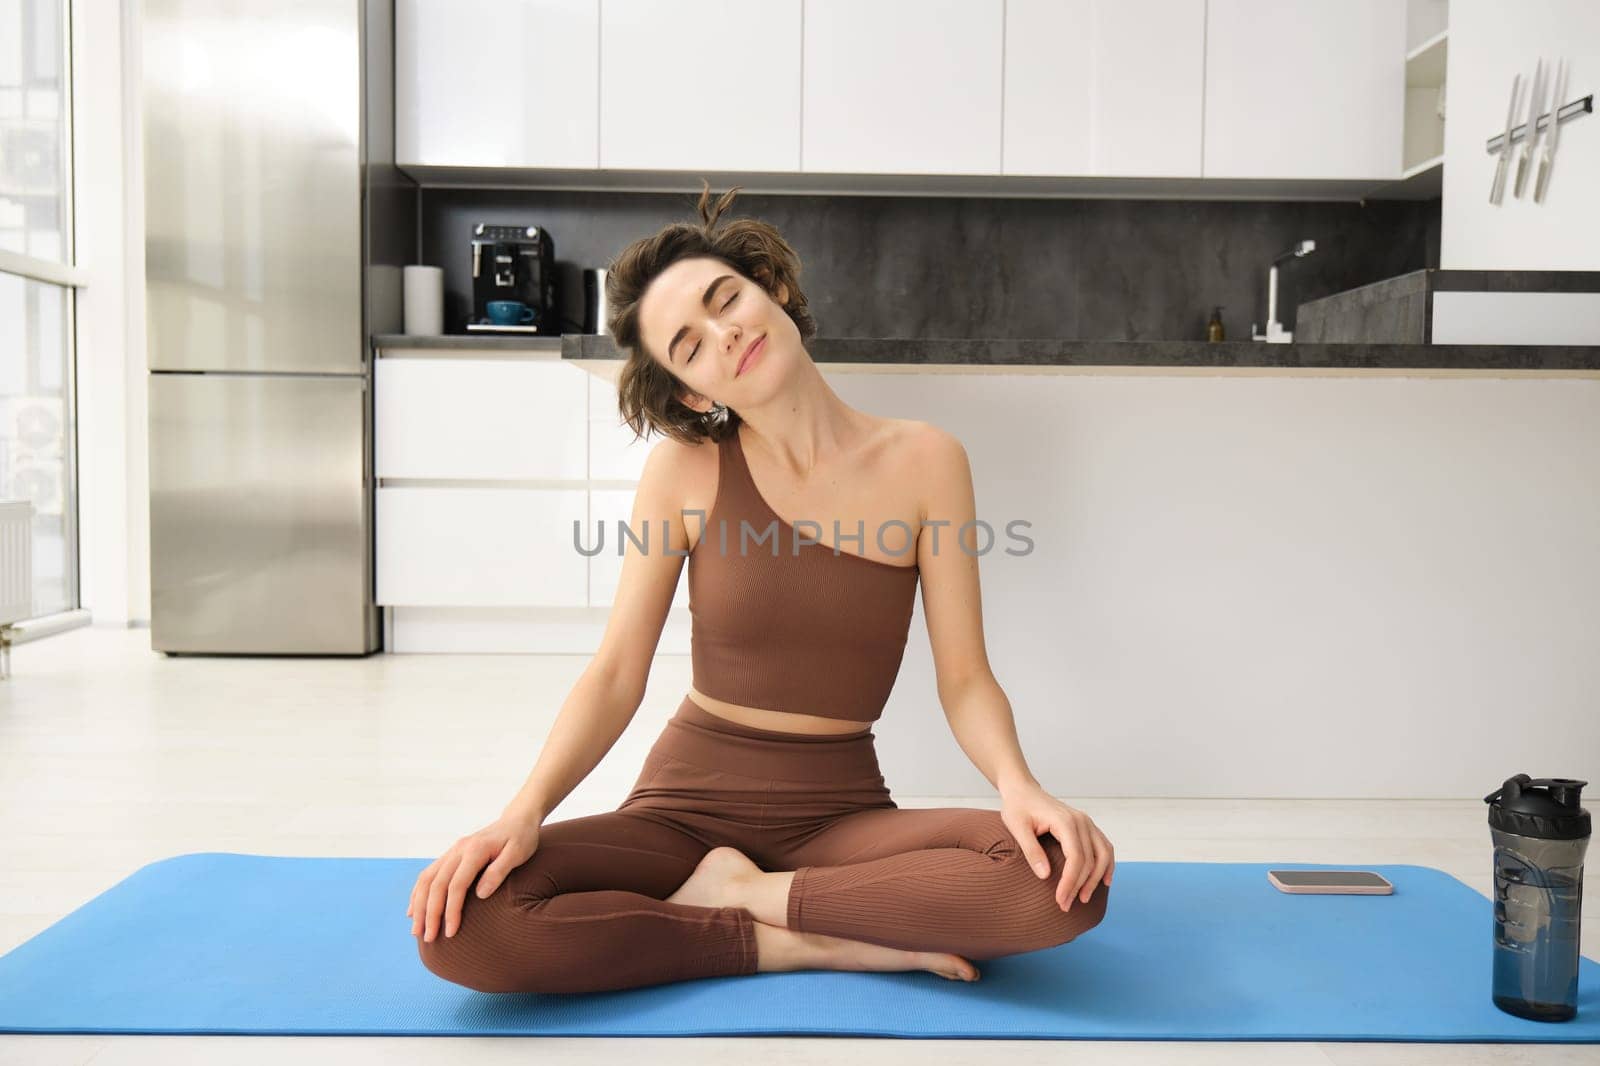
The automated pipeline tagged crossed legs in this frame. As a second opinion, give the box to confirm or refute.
[417,803,1109,995]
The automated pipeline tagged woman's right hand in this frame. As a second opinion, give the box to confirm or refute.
[408,815,542,942]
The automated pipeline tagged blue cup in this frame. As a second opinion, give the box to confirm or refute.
[487,300,537,326]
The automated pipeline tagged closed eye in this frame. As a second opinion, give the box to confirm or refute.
[687,292,738,363]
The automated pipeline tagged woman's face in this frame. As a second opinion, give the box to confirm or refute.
[638,256,792,415]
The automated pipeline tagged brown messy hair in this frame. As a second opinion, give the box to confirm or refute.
[607,179,816,445]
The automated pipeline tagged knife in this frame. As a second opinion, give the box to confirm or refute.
[1490,71,1521,205]
[1535,58,1568,203]
[1514,59,1545,198]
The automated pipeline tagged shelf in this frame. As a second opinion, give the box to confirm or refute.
[1400,25,1446,196]
[1401,153,1443,180]
[1406,29,1448,89]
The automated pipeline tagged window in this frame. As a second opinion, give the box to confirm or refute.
[0,0,80,621]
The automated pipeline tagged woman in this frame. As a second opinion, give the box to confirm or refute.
[408,182,1114,995]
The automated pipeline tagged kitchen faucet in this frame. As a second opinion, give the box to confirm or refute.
[1252,239,1316,343]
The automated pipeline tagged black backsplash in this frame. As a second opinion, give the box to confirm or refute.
[419,187,1440,343]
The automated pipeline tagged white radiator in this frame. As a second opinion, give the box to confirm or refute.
[0,500,34,626]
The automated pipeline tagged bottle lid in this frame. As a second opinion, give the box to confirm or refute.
[1484,774,1590,840]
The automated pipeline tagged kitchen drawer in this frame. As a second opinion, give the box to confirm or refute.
[590,416,656,481]
[588,372,659,480]
[588,370,618,420]
[589,488,690,609]
[376,486,588,606]
[376,358,587,480]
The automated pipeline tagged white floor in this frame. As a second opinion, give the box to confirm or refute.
[0,625,1594,1066]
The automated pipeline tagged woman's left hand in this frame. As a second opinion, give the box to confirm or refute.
[1000,785,1115,911]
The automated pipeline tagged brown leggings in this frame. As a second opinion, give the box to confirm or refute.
[418,694,1110,994]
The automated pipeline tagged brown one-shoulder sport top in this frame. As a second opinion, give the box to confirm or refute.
[687,427,920,723]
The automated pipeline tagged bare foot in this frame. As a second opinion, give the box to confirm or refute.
[756,923,981,983]
[670,848,981,983]
[666,846,761,910]
[822,931,981,983]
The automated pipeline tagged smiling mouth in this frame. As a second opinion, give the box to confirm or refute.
[737,336,765,376]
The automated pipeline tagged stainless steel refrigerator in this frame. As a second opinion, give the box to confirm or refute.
[144,0,413,654]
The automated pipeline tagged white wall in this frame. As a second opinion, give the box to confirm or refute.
[838,370,1600,800]
[1441,0,1600,269]
[73,0,149,628]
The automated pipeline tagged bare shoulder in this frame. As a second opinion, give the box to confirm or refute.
[638,432,720,542]
[643,431,715,471]
[891,418,968,469]
[885,419,970,527]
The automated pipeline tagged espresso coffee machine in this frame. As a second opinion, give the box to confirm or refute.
[468,223,560,333]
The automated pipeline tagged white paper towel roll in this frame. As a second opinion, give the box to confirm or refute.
[402,265,444,335]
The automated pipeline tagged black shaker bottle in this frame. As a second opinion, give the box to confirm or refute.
[1483,774,1589,1021]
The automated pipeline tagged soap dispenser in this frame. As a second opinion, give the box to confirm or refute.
[1206,306,1225,342]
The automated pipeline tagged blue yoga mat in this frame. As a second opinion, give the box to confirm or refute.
[0,854,1594,1041]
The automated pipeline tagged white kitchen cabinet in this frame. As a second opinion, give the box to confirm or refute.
[396,0,599,168]
[587,368,617,420]
[588,416,649,480]
[589,489,691,609]
[376,486,588,606]
[1004,0,1204,177]
[802,0,1003,175]
[587,372,657,481]
[1202,0,1405,180]
[374,358,588,480]
[600,0,802,172]
[590,414,655,482]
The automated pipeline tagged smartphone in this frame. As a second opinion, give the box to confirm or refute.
[1268,870,1393,895]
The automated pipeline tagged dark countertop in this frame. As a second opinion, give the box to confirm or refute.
[1422,270,1600,292]
[375,333,1600,372]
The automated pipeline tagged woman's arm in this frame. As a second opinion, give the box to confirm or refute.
[502,665,650,825]
[912,425,1040,799]
[914,425,1116,908]
[502,438,702,824]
